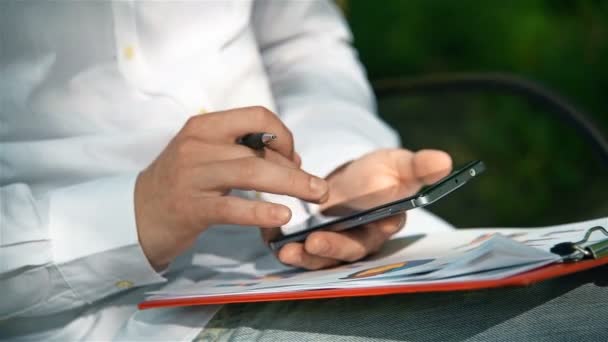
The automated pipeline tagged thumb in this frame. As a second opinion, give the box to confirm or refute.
[412,150,453,185]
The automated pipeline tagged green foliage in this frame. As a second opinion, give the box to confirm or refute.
[345,0,608,227]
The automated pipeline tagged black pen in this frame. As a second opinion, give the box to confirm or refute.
[237,132,277,150]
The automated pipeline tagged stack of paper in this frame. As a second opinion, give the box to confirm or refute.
[142,217,607,305]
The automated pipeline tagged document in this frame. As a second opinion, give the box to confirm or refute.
[141,217,608,308]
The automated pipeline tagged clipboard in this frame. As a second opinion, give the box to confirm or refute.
[139,225,608,310]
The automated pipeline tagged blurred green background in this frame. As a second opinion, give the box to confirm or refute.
[341,0,608,228]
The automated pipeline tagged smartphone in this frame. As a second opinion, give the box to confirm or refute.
[268,160,485,251]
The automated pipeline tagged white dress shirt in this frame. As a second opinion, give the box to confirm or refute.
[0,1,451,340]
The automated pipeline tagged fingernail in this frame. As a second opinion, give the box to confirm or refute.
[398,214,407,228]
[312,238,329,255]
[309,177,328,196]
[383,216,406,235]
[382,224,400,235]
[272,207,291,222]
[279,245,302,265]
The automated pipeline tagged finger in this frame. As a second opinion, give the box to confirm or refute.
[412,149,453,184]
[175,139,298,168]
[180,106,296,161]
[366,213,406,237]
[191,196,292,228]
[191,157,329,202]
[261,149,300,169]
[277,242,341,270]
[293,152,302,168]
[303,225,389,262]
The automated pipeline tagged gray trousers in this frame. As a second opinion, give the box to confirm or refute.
[195,265,608,341]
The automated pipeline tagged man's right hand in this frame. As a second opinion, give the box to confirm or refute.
[134,106,329,271]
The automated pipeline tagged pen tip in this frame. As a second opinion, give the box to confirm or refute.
[261,133,277,144]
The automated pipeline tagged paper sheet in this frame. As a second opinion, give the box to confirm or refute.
[145,217,607,301]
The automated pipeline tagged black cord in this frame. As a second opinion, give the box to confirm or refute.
[372,72,608,166]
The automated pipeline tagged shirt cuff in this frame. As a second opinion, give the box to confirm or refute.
[48,174,166,303]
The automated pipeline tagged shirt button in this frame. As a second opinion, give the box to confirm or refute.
[115,280,134,289]
[123,45,136,61]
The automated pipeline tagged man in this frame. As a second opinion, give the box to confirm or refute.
[1,1,452,340]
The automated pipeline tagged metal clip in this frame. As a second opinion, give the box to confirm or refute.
[583,226,608,259]
[550,226,608,262]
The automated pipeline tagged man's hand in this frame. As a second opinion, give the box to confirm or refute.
[270,148,452,270]
[135,107,329,271]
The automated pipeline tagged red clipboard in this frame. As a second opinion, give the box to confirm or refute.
[138,257,608,310]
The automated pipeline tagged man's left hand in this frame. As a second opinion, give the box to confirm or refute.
[269,148,452,270]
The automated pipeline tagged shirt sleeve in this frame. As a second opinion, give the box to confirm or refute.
[0,175,166,320]
[251,0,401,179]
